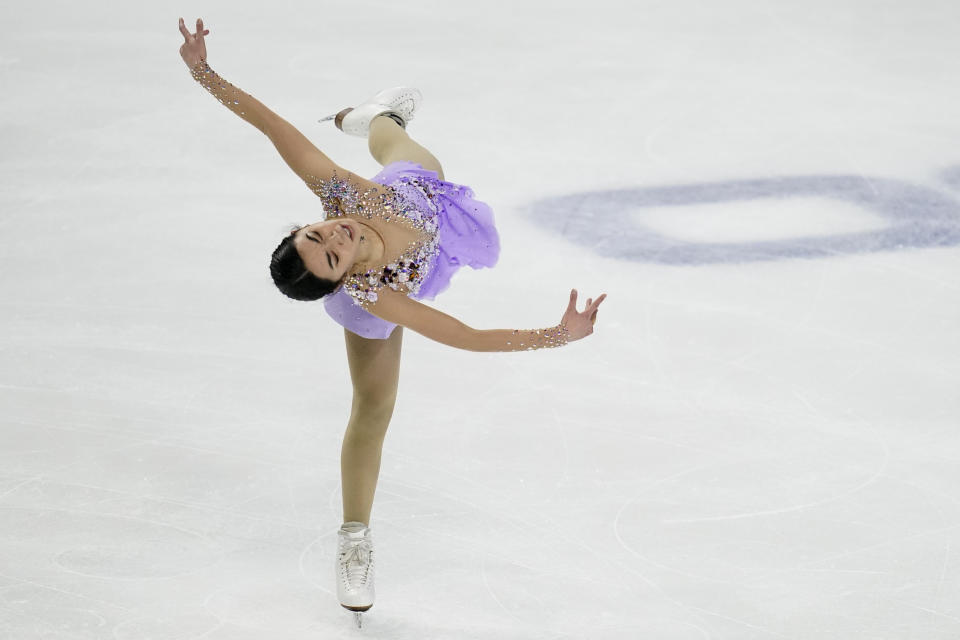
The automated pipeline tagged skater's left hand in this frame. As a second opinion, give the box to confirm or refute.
[560,289,607,341]
[178,17,210,68]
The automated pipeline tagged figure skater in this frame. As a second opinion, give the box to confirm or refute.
[178,17,606,628]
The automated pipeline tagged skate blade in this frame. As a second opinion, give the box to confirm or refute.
[343,603,370,628]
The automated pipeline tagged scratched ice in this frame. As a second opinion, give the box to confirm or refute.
[1,1,959,638]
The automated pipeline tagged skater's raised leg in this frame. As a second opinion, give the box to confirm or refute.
[368,115,445,180]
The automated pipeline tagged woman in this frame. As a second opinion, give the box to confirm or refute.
[178,17,606,627]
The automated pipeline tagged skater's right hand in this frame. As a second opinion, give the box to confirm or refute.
[560,289,607,342]
[178,17,210,68]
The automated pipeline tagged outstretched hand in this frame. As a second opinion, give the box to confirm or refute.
[561,289,607,341]
[178,17,210,68]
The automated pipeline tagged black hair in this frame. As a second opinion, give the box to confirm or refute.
[269,233,340,301]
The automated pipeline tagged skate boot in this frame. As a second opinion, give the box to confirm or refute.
[319,87,422,137]
[335,521,375,629]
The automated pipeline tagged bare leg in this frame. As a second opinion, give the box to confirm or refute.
[368,116,445,180]
[340,327,403,525]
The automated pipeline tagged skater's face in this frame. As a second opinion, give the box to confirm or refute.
[292,219,360,282]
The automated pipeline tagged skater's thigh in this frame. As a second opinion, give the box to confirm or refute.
[380,145,445,180]
[343,327,403,414]
[368,118,444,179]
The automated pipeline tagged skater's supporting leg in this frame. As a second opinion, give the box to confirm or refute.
[368,116,445,180]
[340,327,403,525]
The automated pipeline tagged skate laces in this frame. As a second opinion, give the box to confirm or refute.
[339,534,373,588]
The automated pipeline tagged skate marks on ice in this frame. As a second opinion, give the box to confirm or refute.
[344,456,715,639]
[610,416,960,634]
[0,505,226,638]
[0,573,224,640]
[527,172,960,264]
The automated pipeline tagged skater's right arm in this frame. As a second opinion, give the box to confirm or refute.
[179,18,278,135]
[178,17,357,188]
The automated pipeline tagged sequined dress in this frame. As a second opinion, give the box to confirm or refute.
[187,59,570,351]
[314,161,500,339]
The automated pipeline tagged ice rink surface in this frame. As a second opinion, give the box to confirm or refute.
[2,0,959,637]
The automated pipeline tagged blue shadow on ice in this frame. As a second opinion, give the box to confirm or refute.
[940,165,960,192]
[527,174,960,264]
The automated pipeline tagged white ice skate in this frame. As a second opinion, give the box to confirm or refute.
[335,521,376,629]
[319,87,423,137]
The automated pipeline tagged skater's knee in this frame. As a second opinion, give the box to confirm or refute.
[349,388,397,427]
[382,147,444,179]
[345,408,393,442]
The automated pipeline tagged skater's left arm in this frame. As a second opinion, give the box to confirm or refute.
[367,289,606,352]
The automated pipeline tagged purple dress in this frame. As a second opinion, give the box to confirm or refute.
[320,161,500,339]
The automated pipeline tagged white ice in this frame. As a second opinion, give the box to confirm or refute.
[2,0,960,638]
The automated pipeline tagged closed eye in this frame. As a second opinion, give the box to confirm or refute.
[305,232,335,271]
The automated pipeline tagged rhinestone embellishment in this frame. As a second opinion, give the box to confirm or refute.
[303,172,442,308]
